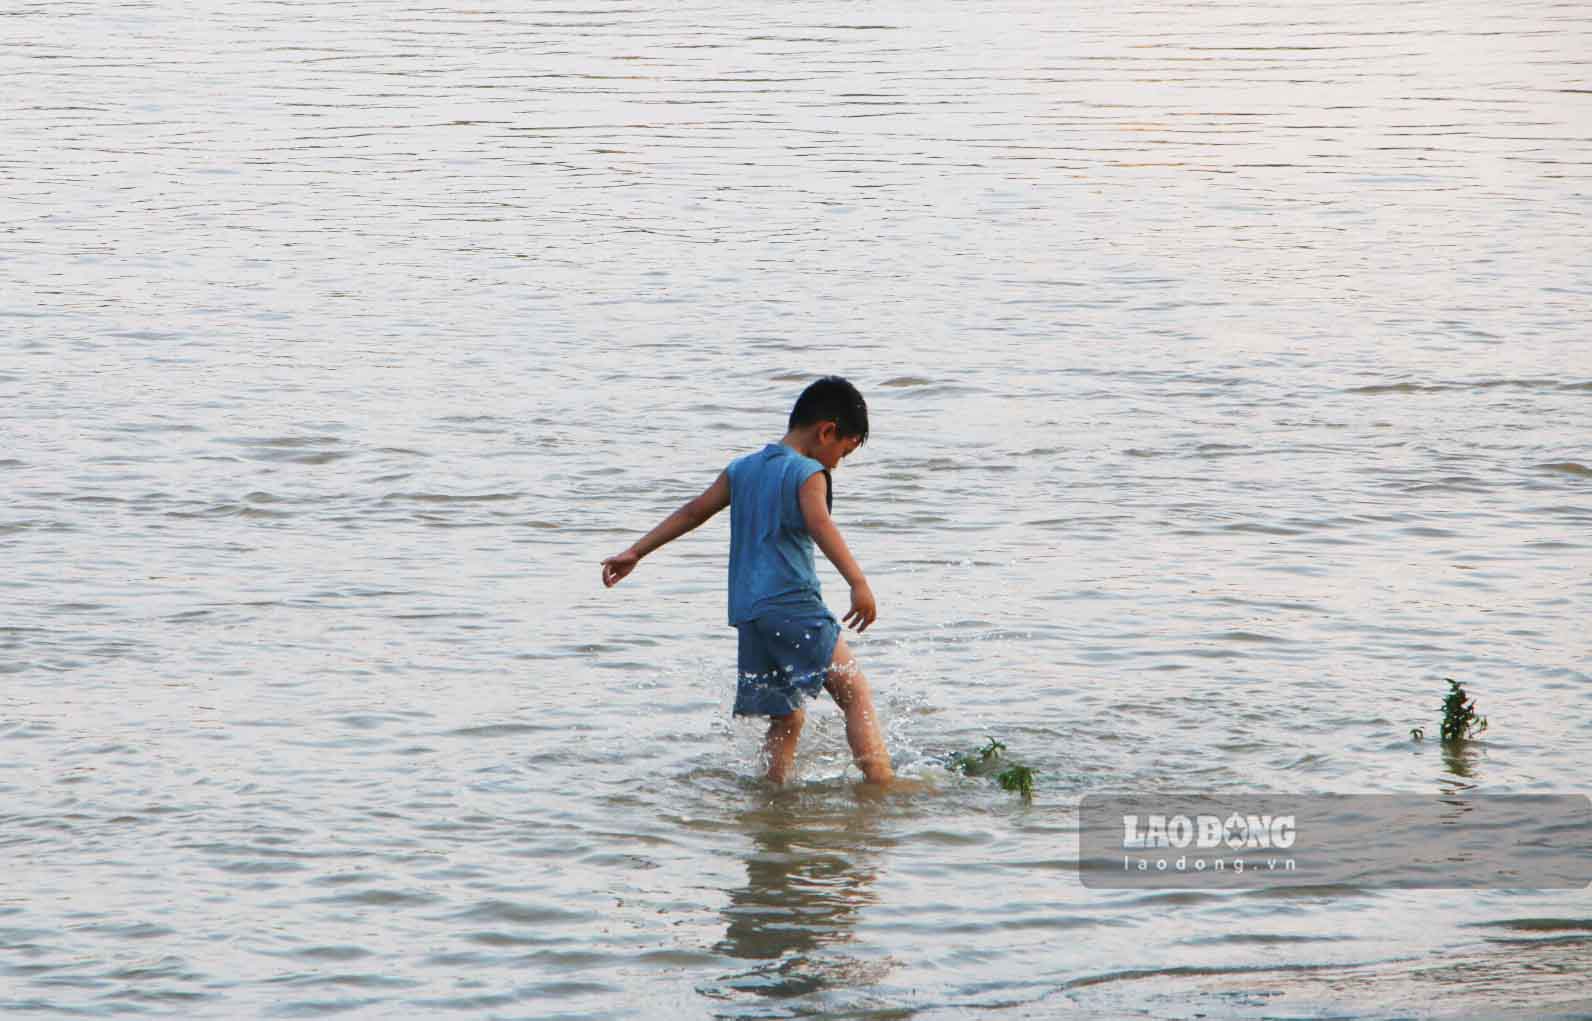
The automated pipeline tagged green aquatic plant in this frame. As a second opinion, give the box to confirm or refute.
[1411,679,1488,744]
[948,738,1006,776]
[996,765,1035,800]
[947,739,1035,801]
[1439,678,1487,744]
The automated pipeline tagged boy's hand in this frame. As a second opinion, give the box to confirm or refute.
[843,581,877,632]
[601,550,639,588]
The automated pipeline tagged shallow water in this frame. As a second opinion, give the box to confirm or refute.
[4,0,1590,1017]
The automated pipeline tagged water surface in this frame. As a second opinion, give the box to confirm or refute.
[3,1,1590,1017]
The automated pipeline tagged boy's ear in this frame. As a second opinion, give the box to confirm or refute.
[818,420,837,442]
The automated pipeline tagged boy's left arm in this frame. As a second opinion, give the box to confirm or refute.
[601,471,730,588]
[797,472,876,631]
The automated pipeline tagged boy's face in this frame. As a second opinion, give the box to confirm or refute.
[815,421,862,470]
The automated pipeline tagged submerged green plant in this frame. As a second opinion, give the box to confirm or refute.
[948,738,1006,776]
[1409,680,1488,744]
[947,739,1035,801]
[996,765,1035,799]
[1439,678,1487,744]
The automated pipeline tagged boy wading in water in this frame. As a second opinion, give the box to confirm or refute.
[601,377,895,785]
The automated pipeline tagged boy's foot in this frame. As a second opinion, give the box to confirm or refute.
[854,774,937,797]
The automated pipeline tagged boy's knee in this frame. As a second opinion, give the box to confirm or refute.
[825,666,867,706]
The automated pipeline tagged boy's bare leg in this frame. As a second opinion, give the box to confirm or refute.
[763,707,805,784]
[825,637,895,784]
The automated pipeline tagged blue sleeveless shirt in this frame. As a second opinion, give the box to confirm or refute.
[725,443,830,625]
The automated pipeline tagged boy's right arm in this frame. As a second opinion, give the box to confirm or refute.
[797,472,876,631]
[601,470,730,588]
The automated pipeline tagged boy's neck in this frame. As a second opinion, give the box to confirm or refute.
[779,427,822,461]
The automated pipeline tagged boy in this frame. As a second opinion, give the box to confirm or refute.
[600,376,894,785]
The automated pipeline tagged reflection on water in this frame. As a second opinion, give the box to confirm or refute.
[1441,740,1482,786]
[714,795,891,1001]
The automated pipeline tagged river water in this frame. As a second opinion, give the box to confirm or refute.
[4,1,1590,1017]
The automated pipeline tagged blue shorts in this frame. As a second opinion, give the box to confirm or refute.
[733,601,842,718]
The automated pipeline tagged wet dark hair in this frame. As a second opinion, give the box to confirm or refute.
[789,376,869,444]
